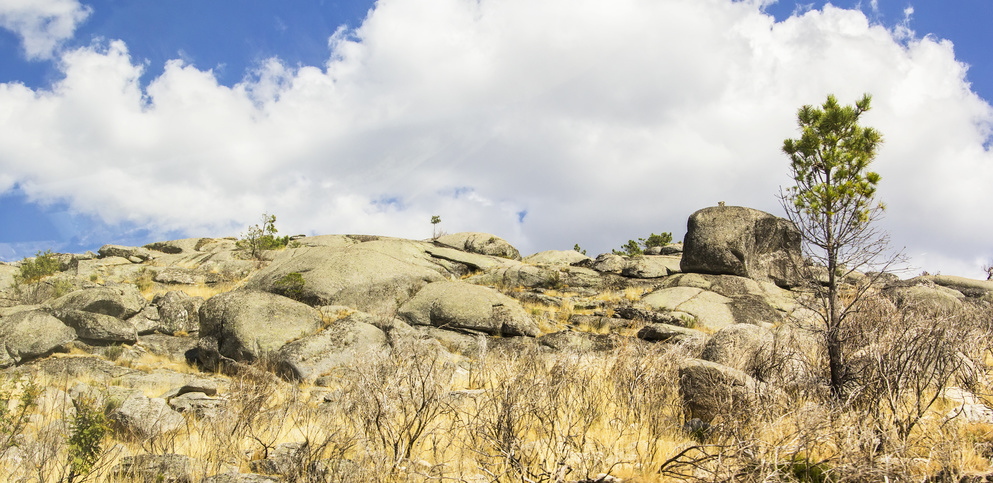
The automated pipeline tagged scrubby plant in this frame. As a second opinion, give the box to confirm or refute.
[431,215,442,239]
[613,239,643,257]
[273,272,306,302]
[65,397,109,483]
[640,232,673,248]
[573,244,587,255]
[238,213,290,262]
[15,249,61,283]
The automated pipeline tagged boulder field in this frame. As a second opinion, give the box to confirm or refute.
[1,205,991,481]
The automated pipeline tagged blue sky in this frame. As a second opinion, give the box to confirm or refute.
[0,0,991,278]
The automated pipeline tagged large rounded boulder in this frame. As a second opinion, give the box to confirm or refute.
[50,285,146,319]
[199,290,322,362]
[0,310,77,364]
[398,281,540,337]
[680,206,801,288]
[245,244,445,314]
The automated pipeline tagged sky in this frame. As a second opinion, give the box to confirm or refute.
[0,0,990,279]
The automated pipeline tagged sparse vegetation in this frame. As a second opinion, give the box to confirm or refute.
[273,271,306,302]
[238,213,290,262]
[431,215,442,239]
[613,232,673,256]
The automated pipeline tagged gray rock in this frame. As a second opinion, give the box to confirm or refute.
[523,250,593,267]
[277,316,388,382]
[98,244,156,262]
[929,275,993,298]
[410,326,486,357]
[199,290,322,362]
[398,281,540,337]
[249,441,307,476]
[465,263,562,289]
[153,268,199,285]
[700,324,774,376]
[114,454,193,483]
[679,359,771,423]
[643,273,793,331]
[168,392,225,419]
[886,281,965,313]
[680,206,801,288]
[0,310,76,363]
[153,291,203,334]
[50,285,146,319]
[591,253,679,278]
[424,245,511,272]
[54,309,138,343]
[637,323,706,346]
[538,330,620,352]
[111,395,187,440]
[436,232,522,260]
[244,244,445,313]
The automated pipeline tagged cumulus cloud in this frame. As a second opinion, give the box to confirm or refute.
[0,0,91,59]
[0,0,991,277]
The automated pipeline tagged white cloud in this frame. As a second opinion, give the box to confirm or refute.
[0,0,991,277]
[0,0,90,59]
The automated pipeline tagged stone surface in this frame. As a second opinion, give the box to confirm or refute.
[202,473,280,483]
[199,290,322,362]
[436,232,522,260]
[154,291,203,334]
[54,308,137,343]
[679,358,770,423]
[99,244,156,262]
[244,243,446,313]
[523,250,593,267]
[277,315,388,382]
[111,395,187,440]
[398,281,540,337]
[50,285,146,319]
[700,324,774,375]
[0,309,76,363]
[637,323,707,346]
[465,263,562,289]
[114,454,194,483]
[680,206,801,288]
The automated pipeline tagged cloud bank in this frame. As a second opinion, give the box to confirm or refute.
[0,0,90,59]
[0,0,990,276]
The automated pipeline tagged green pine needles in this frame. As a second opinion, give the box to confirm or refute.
[782,94,883,226]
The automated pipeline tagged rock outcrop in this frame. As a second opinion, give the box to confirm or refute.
[199,290,322,362]
[680,206,801,288]
[398,281,541,337]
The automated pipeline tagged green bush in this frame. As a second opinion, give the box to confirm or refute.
[16,249,61,283]
[613,240,643,257]
[274,272,306,302]
[66,397,109,482]
[640,232,672,248]
[238,213,290,261]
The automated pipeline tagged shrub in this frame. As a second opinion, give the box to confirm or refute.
[15,249,61,284]
[640,232,673,248]
[613,240,643,257]
[573,244,587,255]
[273,272,306,302]
[238,213,290,262]
[66,397,109,482]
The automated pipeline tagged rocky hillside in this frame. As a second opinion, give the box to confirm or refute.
[1,205,991,482]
